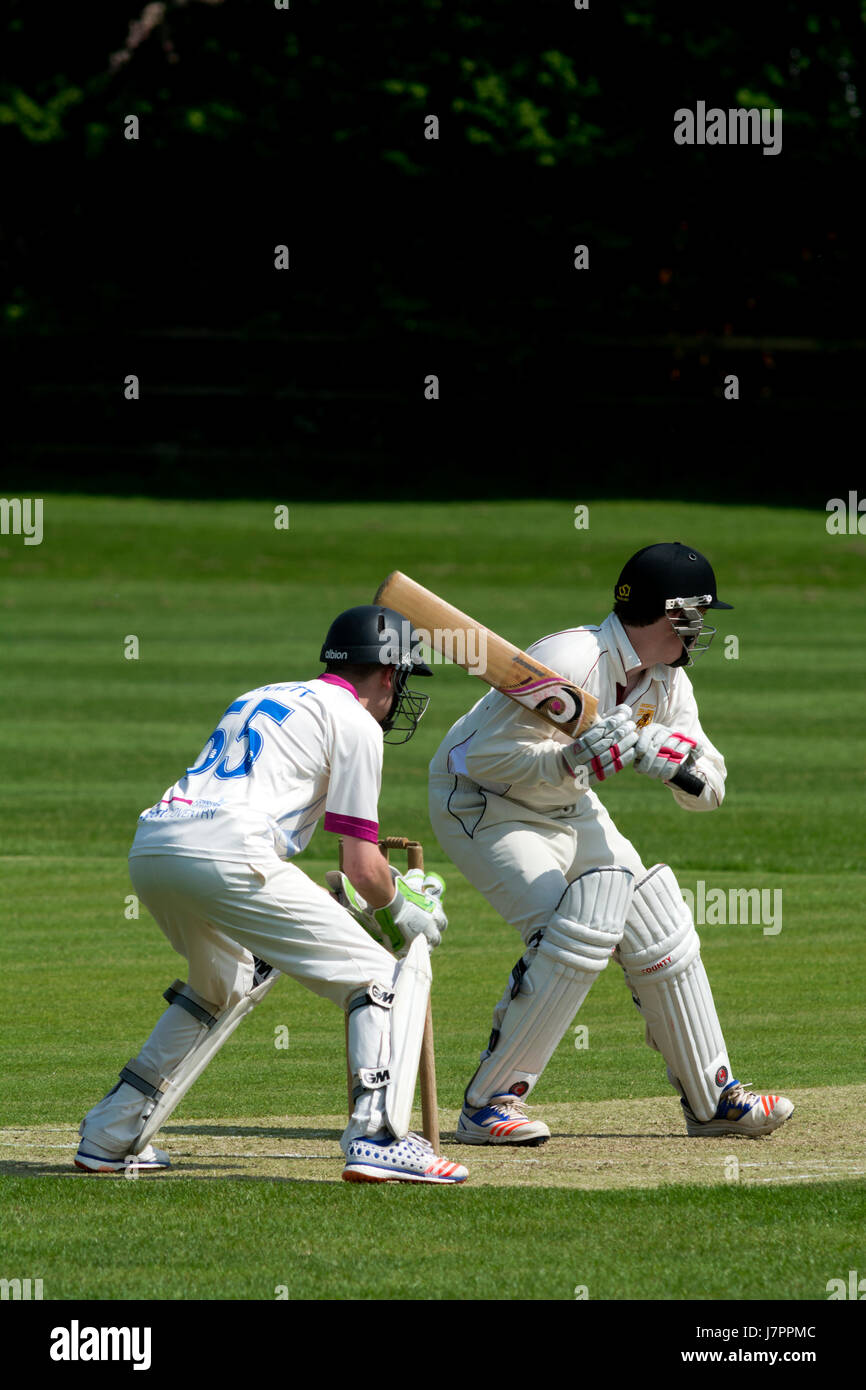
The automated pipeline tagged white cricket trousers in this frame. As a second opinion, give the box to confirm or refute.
[128,851,397,1011]
[80,852,398,1154]
[429,773,647,944]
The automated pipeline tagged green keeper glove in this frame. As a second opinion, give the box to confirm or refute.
[325,869,447,955]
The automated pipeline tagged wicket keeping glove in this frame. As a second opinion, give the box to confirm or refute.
[562,704,637,785]
[633,722,704,784]
[326,869,447,955]
[401,867,446,902]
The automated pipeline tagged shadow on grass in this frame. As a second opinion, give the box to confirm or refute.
[165,1124,344,1141]
[0,1158,344,1185]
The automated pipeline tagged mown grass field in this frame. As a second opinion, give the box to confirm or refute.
[1,495,864,1306]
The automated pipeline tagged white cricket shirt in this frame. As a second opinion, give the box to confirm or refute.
[430,612,726,813]
[130,674,383,862]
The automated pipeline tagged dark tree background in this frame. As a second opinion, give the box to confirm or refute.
[2,0,863,502]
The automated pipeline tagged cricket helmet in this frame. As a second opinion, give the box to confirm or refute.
[614,542,733,666]
[319,605,432,743]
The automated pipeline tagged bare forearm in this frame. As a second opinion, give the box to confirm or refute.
[339,836,394,907]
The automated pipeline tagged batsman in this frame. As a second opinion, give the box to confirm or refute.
[428,543,794,1146]
[76,605,468,1184]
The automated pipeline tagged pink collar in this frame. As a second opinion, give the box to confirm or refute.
[315,673,359,701]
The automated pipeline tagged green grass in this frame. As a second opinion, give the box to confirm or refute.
[1,495,864,1300]
[2,1177,864,1301]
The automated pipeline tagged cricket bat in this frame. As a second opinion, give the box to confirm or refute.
[374,570,705,796]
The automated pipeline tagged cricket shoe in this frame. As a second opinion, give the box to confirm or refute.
[342,1132,468,1184]
[74,1142,171,1174]
[456,1094,550,1146]
[682,1080,794,1138]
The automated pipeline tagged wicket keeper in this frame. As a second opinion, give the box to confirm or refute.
[76,606,468,1184]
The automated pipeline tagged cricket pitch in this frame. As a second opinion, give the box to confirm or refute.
[2,1084,862,1190]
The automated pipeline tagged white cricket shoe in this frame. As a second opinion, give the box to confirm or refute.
[342,1132,468,1184]
[74,1142,171,1174]
[682,1080,794,1138]
[456,1094,550,1146]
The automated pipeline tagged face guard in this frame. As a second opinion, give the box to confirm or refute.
[665,594,717,667]
[381,663,430,745]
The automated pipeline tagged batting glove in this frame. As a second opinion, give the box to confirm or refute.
[562,704,638,785]
[633,722,704,783]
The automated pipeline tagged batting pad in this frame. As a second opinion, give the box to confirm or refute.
[385,934,432,1139]
[346,976,395,1139]
[465,866,633,1108]
[619,863,730,1122]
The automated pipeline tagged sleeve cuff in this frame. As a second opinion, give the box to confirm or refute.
[323,812,380,843]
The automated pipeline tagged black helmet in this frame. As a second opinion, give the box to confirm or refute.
[319,605,432,743]
[614,542,733,667]
[614,543,732,619]
[320,605,433,673]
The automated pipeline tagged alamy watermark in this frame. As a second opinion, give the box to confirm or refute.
[682,881,782,936]
[372,619,488,677]
[826,491,865,534]
[1,1277,44,1300]
[49,1322,152,1370]
[0,497,43,545]
[674,102,782,156]
[826,1269,866,1299]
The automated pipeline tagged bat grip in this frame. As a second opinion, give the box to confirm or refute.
[670,765,705,796]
